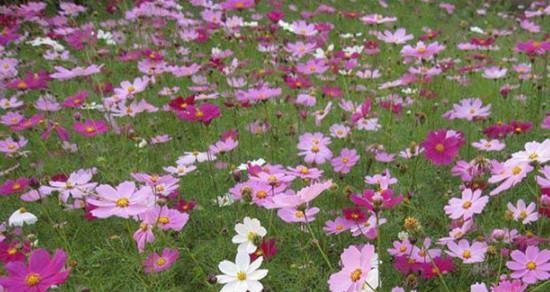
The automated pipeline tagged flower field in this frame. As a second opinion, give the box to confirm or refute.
[0,0,549,291]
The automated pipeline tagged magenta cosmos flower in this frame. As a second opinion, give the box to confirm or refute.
[143,248,179,273]
[506,245,550,284]
[87,181,153,219]
[0,248,70,292]
[351,189,403,212]
[73,119,108,137]
[328,244,378,292]
[421,129,463,165]
[177,103,220,125]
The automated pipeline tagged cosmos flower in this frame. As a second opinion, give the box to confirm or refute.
[446,239,487,264]
[328,244,379,292]
[0,248,70,291]
[73,119,109,137]
[143,248,179,273]
[506,246,550,284]
[86,181,153,219]
[444,188,489,219]
[232,217,267,253]
[216,251,268,292]
[421,129,464,166]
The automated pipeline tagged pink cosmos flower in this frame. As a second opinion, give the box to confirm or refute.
[328,244,378,292]
[515,40,550,56]
[488,161,533,196]
[444,188,489,219]
[331,148,360,174]
[401,41,445,59]
[0,136,27,154]
[375,28,413,44]
[297,132,333,165]
[49,64,102,80]
[482,66,507,79]
[286,165,323,181]
[277,207,319,223]
[443,98,491,121]
[1,111,24,126]
[446,239,487,264]
[296,59,328,75]
[133,222,155,252]
[421,129,464,166]
[472,139,505,152]
[506,245,550,284]
[291,21,318,36]
[387,239,413,257]
[329,124,350,139]
[271,180,332,209]
[285,41,317,58]
[143,248,179,273]
[73,119,109,137]
[323,217,353,235]
[142,206,189,231]
[507,199,538,225]
[361,14,397,24]
[87,181,153,219]
[0,248,70,291]
[39,168,97,203]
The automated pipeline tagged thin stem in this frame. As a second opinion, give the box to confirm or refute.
[304,214,333,270]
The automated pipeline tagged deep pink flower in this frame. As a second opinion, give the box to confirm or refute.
[0,177,29,196]
[73,119,108,137]
[177,103,220,125]
[0,248,70,292]
[421,129,463,165]
[351,189,403,212]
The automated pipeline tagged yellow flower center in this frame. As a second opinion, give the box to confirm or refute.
[527,261,536,270]
[267,175,277,184]
[237,271,247,281]
[85,126,95,133]
[7,143,16,150]
[247,232,257,241]
[335,224,344,231]
[155,185,165,193]
[158,216,169,224]
[299,167,309,174]
[519,210,528,220]
[462,201,472,209]
[435,143,445,152]
[399,245,407,252]
[295,210,305,218]
[7,248,17,255]
[462,250,471,259]
[512,166,522,175]
[127,86,135,93]
[235,2,244,8]
[528,153,538,161]
[342,157,350,163]
[311,145,320,153]
[156,257,167,266]
[350,268,362,282]
[25,273,41,286]
[17,81,27,89]
[418,47,426,53]
[195,110,204,118]
[256,190,267,199]
[116,198,129,207]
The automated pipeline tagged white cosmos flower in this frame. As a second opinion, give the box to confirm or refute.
[236,158,266,171]
[360,254,380,292]
[9,208,38,227]
[232,217,267,253]
[217,251,268,292]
